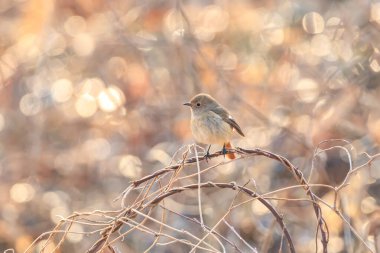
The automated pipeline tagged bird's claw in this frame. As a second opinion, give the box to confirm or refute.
[203,151,211,162]
[203,145,212,162]
[222,144,227,158]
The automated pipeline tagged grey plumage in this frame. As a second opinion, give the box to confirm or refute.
[185,93,245,142]
[210,107,245,137]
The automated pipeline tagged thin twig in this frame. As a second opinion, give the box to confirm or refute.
[223,219,258,253]
[194,144,205,227]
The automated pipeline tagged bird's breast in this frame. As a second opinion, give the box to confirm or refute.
[191,111,232,145]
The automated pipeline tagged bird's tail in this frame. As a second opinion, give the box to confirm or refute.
[225,142,236,159]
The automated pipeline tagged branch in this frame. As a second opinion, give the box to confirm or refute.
[148,181,295,253]
[132,147,329,252]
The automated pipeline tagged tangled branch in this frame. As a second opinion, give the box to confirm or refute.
[24,145,379,253]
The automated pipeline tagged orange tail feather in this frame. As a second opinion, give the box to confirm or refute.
[225,142,236,159]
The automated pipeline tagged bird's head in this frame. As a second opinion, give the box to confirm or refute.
[183,93,219,113]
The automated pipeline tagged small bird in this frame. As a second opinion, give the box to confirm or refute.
[184,93,245,159]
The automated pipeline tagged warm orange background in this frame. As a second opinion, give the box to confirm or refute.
[0,0,379,252]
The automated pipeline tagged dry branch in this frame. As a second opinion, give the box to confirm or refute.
[132,147,329,252]
[26,145,380,253]
[150,181,295,252]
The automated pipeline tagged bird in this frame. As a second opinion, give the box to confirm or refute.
[183,93,245,159]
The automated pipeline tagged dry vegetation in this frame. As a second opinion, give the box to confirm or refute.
[1,0,380,252]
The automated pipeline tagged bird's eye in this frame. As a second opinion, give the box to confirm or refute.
[196,103,201,107]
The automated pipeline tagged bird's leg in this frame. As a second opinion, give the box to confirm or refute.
[222,143,227,158]
[204,145,212,162]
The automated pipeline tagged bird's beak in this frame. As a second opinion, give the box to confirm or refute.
[183,102,191,107]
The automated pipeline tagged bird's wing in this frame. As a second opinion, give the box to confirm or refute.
[225,116,245,137]
[210,107,245,137]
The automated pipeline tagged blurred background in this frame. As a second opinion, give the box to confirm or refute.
[1,0,380,252]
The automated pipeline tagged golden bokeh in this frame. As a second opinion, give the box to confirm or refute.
[97,86,125,112]
[10,183,35,203]
[51,78,74,103]
[1,1,379,252]
[302,12,325,34]
[75,94,97,117]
